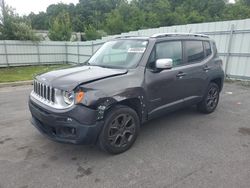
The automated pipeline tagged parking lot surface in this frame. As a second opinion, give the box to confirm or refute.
[0,83,249,188]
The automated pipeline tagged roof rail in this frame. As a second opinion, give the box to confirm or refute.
[151,33,209,38]
[115,35,138,39]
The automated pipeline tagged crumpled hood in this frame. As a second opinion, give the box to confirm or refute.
[36,66,128,91]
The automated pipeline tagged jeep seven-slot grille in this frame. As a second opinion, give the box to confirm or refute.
[33,80,55,102]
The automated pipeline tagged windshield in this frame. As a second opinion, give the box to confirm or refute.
[88,39,148,69]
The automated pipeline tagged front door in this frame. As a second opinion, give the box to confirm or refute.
[145,40,186,118]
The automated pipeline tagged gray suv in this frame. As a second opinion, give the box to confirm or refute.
[29,33,224,154]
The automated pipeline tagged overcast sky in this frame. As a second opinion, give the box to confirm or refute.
[6,0,79,15]
[6,0,235,16]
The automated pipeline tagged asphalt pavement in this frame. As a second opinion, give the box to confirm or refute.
[0,83,249,188]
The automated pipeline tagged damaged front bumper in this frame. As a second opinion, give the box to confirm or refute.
[29,97,104,145]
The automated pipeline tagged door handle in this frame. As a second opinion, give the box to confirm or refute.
[203,65,211,72]
[176,72,186,78]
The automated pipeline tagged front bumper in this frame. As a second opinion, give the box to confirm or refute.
[29,97,103,145]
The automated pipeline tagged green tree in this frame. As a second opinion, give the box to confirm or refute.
[84,25,102,40]
[136,0,172,25]
[27,12,49,30]
[105,9,126,34]
[222,2,250,19]
[48,11,72,41]
[72,15,84,32]
[21,0,250,39]
[240,0,250,6]
[0,0,39,41]
[115,2,146,31]
[187,10,205,23]
[46,3,73,18]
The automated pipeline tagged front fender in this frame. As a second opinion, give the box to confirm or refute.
[82,87,147,121]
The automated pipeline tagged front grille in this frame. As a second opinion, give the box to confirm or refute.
[33,80,55,103]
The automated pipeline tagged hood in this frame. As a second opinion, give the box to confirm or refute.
[36,66,128,91]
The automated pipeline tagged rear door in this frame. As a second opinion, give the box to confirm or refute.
[145,39,213,118]
[179,40,212,105]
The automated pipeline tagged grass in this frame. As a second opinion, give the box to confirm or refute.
[0,64,72,83]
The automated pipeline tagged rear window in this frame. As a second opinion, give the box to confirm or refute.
[185,41,204,63]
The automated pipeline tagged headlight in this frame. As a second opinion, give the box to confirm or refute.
[63,91,74,105]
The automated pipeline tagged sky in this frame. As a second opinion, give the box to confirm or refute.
[6,0,79,15]
[6,0,236,16]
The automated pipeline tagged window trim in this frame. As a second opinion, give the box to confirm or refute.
[203,41,212,58]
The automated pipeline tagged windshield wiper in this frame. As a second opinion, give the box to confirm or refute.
[79,61,90,66]
[81,62,116,69]
[96,65,115,69]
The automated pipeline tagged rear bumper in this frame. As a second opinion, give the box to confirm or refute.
[29,98,103,145]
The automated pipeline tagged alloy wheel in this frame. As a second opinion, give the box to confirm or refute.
[206,87,219,111]
[108,113,136,148]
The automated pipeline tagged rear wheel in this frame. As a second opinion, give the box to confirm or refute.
[197,82,220,114]
[98,105,140,154]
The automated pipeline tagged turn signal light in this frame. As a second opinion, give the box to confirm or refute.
[76,91,84,103]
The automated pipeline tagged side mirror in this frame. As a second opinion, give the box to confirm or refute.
[155,58,173,69]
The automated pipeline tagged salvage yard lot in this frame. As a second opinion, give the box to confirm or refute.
[0,83,249,188]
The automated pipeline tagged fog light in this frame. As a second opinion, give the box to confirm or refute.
[59,127,76,137]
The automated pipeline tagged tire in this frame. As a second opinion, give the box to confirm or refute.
[197,82,220,114]
[98,105,140,154]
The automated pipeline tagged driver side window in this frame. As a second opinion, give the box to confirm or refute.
[156,41,183,67]
[148,41,183,68]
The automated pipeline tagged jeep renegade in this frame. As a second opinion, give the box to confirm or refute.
[29,33,224,154]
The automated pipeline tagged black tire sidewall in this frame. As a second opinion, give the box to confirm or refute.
[98,105,140,154]
[199,82,220,113]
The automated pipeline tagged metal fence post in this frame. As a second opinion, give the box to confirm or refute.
[91,41,94,55]
[77,42,80,64]
[3,40,9,67]
[225,24,235,77]
[65,42,68,64]
[36,42,41,64]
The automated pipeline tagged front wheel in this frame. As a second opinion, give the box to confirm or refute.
[197,82,220,114]
[98,105,140,154]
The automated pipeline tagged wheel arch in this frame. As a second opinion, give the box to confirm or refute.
[116,98,144,123]
[96,96,147,123]
[210,77,223,92]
